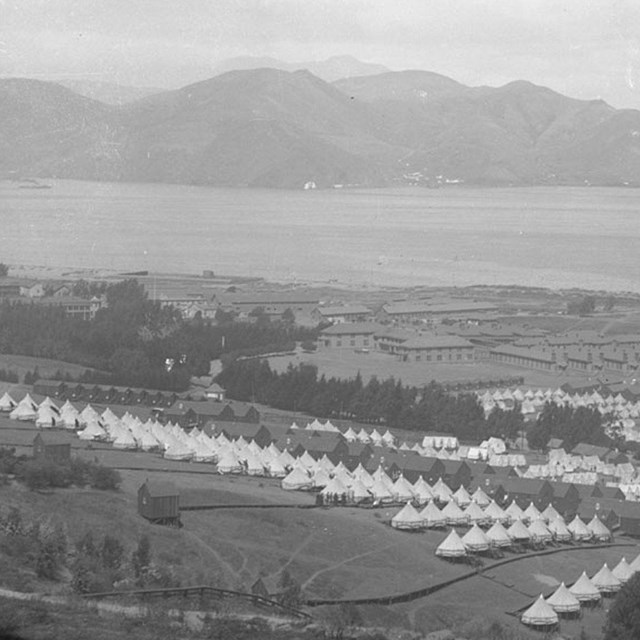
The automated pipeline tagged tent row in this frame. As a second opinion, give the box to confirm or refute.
[431,511,611,553]
[521,555,640,629]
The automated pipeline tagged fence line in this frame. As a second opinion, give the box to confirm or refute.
[302,542,638,607]
[81,584,312,619]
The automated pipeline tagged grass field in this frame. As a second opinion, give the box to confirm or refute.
[0,354,96,382]
[269,348,591,389]
[2,414,638,637]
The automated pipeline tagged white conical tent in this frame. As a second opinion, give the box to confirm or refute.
[547,518,572,542]
[452,485,472,507]
[541,504,562,523]
[392,475,415,502]
[78,421,107,440]
[369,478,394,503]
[567,516,592,541]
[591,564,621,594]
[612,558,634,584]
[35,405,58,428]
[521,595,558,628]
[0,392,16,411]
[441,500,469,526]
[504,501,526,522]
[391,502,425,530]
[413,478,435,505]
[420,501,446,528]
[281,467,312,491]
[587,515,611,541]
[348,478,371,503]
[507,519,532,543]
[528,519,552,544]
[217,449,243,474]
[321,476,348,498]
[485,522,512,548]
[113,429,137,450]
[60,402,80,429]
[435,529,467,558]
[10,394,37,421]
[569,572,601,602]
[312,468,331,488]
[471,486,491,507]
[524,502,542,522]
[462,524,491,552]
[464,501,491,526]
[431,478,453,503]
[545,583,580,614]
[484,500,509,525]
[164,440,193,461]
[267,457,287,478]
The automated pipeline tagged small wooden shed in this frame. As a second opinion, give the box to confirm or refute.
[138,480,180,526]
[33,432,71,464]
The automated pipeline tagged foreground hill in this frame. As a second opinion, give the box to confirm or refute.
[2,68,640,187]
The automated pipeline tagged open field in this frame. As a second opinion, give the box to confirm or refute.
[2,411,639,638]
[269,348,592,389]
[0,353,95,382]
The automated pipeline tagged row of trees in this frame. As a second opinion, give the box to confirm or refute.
[0,506,169,592]
[0,279,318,391]
[0,447,121,491]
[217,361,525,442]
[526,404,614,452]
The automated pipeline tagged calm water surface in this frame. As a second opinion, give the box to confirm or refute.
[1,180,638,292]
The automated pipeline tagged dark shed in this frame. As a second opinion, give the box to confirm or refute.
[33,432,71,464]
[138,480,180,525]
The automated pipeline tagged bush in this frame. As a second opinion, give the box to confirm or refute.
[68,457,92,487]
[16,459,71,490]
[89,465,121,490]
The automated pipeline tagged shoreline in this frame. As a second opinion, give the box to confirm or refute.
[7,263,640,301]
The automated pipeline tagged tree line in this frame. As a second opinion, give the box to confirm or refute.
[216,360,525,442]
[0,279,318,391]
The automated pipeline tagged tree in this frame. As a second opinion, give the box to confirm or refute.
[100,535,124,570]
[277,569,302,608]
[0,263,8,277]
[567,295,596,316]
[282,308,295,325]
[132,535,152,581]
[604,572,640,639]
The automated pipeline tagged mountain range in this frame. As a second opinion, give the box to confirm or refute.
[2,64,640,189]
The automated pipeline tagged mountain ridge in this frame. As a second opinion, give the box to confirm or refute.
[1,68,639,188]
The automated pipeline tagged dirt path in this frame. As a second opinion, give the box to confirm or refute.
[301,541,400,591]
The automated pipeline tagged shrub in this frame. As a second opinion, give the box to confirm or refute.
[89,465,121,490]
[68,457,92,487]
[16,459,71,490]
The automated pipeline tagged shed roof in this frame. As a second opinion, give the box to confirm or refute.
[141,480,178,497]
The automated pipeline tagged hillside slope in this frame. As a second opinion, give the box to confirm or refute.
[2,69,640,188]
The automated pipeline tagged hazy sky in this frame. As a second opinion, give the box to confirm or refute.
[1,0,640,108]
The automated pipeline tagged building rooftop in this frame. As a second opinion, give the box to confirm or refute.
[398,335,474,350]
[315,305,371,316]
[321,322,383,336]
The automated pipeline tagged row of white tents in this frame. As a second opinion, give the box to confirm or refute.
[521,555,640,628]
[431,511,611,553]
[478,387,640,433]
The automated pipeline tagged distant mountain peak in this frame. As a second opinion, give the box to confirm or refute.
[211,55,390,82]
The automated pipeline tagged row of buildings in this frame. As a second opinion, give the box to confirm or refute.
[489,332,640,375]
[319,323,478,363]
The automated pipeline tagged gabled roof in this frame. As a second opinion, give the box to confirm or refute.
[34,432,70,446]
[320,322,383,336]
[142,480,178,497]
[315,305,371,316]
[397,335,474,350]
